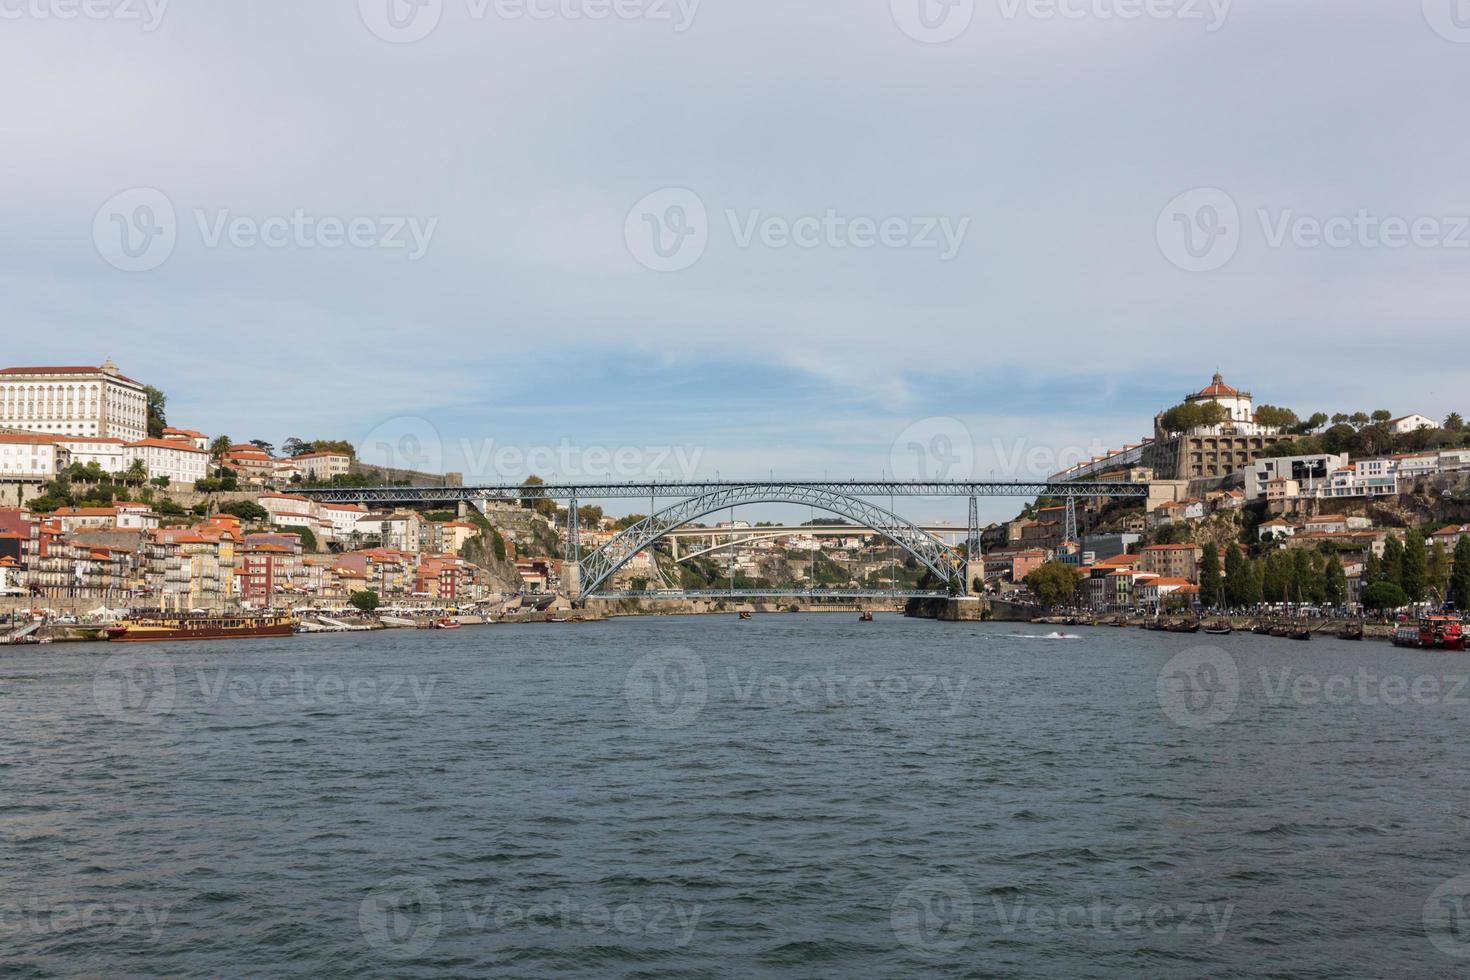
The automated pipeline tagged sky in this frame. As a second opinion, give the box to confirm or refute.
[2,0,1468,522]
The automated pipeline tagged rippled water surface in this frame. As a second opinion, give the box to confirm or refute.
[5,615,1470,977]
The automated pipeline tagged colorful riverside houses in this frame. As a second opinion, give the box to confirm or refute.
[145,517,239,611]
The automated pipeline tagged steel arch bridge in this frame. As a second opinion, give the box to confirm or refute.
[575,484,967,600]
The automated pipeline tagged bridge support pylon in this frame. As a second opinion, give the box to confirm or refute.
[964,495,981,595]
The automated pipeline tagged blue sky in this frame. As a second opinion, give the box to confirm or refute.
[3,0,1468,523]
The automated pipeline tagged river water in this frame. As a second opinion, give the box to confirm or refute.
[4,615,1470,977]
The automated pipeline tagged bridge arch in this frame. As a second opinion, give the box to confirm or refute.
[575,485,964,598]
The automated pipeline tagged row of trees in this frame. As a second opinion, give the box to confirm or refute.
[1158,398,1469,453]
[1199,532,1470,612]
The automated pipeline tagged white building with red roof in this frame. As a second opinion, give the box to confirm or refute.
[0,359,149,440]
[1182,372,1277,435]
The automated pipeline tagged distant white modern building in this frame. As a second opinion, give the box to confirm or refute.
[1244,453,1349,499]
[0,360,149,440]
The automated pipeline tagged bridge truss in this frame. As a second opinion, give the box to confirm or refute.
[294,479,1146,602]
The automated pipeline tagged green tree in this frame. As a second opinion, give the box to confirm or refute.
[1223,544,1247,607]
[1199,543,1223,609]
[1363,581,1408,612]
[1024,562,1083,608]
[295,527,318,552]
[1255,405,1300,430]
[144,385,167,438]
[1451,537,1470,611]
[1445,413,1465,433]
[1382,535,1405,590]
[1323,555,1348,607]
[209,435,233,459]
[520,476,558,518]
[1401,528,1427,602]
[1159,401,1229,435]
[219,500,269,522]
[1429,540,1452,603]
[349,590,380,612]
[1371,410,1392,425]
[1262,551,1290,604]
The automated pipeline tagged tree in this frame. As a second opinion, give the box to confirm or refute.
[577,504,604,526]
[1323,555,1348,607]
[1301,412,1329,434]
[1401,528,1427,602]
[349,590,380,612]
[1024,562,1082,608]
[1224,545,1248,607]
[1363,581,1408,612]
[1262,551,1290,604]
[1255,405,1300,431]
[209,435,233,459]
[1451,537,1470,611]
[125,458,148,486]
[219,500,269,522]
[1199,543,1222,609]
[520,476,558,518]
[1159,401,1229,435]
[1321,424,1358,455]
[249,439,275,457]
[1446,413,1465,433]
[295,527,318,552]
[1429,541,1452,603]
[282,437,311,457]
[1371,410,1392,425]
[1382,535,1405,590]
[144,385,167,438]
[1349,412,1370,429]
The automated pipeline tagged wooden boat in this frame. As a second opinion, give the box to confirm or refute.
[1290,630,1312,641]
[738,611,752,620]
[431,617,461,630]
[1337,624,1365,641]
[1269,626,1292,638]
[106,612,298,643]
[1167,621,1202,634]
[858,611,874,622]
[1205,622,1234,636]
[545,615,569,624]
